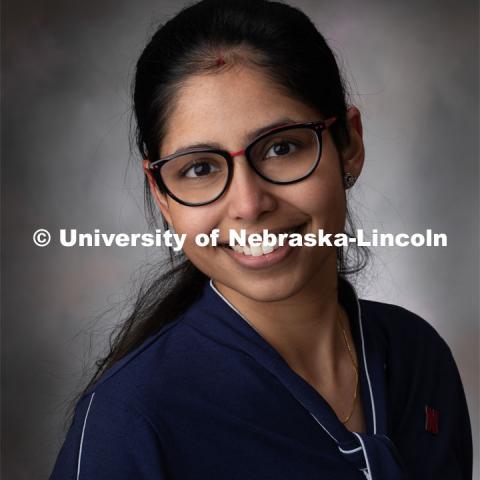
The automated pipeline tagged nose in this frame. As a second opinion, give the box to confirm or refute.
[224,152,277,221]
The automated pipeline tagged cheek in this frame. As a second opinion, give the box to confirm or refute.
[297,184,346,234]
[289,154,346,230]
[168,205,219,250]
[297,174,342,205]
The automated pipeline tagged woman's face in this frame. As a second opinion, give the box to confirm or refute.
[144,65,364,302]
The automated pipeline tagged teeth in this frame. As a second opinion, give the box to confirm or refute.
[227,225,302,256]
[231,243,281,256]
[262,244,274,254]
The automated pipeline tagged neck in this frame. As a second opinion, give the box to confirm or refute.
[213,257,349,387]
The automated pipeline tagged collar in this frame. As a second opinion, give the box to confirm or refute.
[184,275,405,479]
[207,275,379,436]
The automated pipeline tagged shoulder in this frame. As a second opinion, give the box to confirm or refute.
[51,318,205,478]
[357,300,472,477]
[358,297,451,354]
[79,316,208,417]
[356,297,461,381]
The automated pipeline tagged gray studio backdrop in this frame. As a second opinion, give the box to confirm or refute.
[2,0,478,478]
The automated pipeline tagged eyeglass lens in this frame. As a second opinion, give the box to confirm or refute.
[160,127,320,205]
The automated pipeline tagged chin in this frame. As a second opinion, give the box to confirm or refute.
[232,275,305,303]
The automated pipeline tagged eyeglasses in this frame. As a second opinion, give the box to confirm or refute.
[146,117,337,207]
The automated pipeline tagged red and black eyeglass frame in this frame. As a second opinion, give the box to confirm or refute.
[144,117,337,207]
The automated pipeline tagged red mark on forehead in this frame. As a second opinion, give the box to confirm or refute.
[215,56,226,66]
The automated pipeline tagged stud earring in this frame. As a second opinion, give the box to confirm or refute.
[343,172,356,189]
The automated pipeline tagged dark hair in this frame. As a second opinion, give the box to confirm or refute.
[66,0,369,428]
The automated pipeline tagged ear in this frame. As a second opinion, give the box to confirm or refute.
[340,106,365,181]
[142,159,174,226]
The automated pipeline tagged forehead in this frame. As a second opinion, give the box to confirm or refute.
[160,66,322,157]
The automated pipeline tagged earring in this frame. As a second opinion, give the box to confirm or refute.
[343,172,356,189]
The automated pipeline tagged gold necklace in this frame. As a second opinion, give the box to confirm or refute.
[336,306,359,424]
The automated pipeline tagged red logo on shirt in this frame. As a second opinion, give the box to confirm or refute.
[425,405,439,434]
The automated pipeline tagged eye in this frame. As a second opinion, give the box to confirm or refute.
[264,140,299,159]
[181,160,221,178]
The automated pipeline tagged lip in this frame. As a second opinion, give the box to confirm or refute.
[219,222,307,270]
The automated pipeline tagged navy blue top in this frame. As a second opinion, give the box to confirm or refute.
[50,277,472,479]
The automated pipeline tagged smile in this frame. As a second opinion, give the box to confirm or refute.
[218,223,307,270]
[219,223,306,254]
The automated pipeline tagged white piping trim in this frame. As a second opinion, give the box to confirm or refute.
[351,285,377,433]
[76,392,95,480]
[209,279,243,318]
[338,445,363,454]
[310,412,338,443]
[352,432,373,480]
[209,279,260,334]
[309,280,378,445]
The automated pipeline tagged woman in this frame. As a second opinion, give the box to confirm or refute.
[49,0,473,478]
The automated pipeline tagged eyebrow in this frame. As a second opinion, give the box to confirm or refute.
[168,117,299,157]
